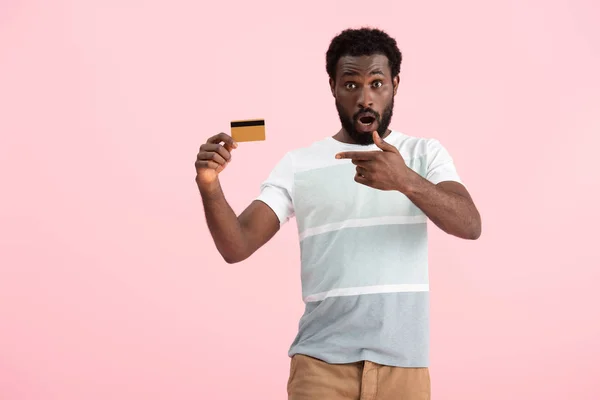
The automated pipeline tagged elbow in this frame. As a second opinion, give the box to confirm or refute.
[468,228,481,240]
[219,238,252,264]
[454,214,481,240]
[223,254,244,264]
[456,228,480,241]
[214,239,250,264]
[221,249,250,264]
[468,218,482,240]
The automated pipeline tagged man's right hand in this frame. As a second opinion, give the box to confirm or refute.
[195,133,238,188]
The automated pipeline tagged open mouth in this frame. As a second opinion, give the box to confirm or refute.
[359,116,376,125]
[356,113,378,131]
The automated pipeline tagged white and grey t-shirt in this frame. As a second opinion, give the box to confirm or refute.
[255,130,463,367]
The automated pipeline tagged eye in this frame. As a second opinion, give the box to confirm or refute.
[344,82,357,90]
[372,80,383,88]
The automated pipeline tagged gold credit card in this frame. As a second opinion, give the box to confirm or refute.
[230,119,266,142]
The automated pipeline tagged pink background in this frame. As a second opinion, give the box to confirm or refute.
[1,0,599,399]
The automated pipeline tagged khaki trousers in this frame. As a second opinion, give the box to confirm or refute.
[287,354,431,400]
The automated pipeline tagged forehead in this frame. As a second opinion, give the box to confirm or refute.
[336,54,391,76]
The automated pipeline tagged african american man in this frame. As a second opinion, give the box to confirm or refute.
[195,27,482,400]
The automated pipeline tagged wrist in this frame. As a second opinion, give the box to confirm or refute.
[397,169,425,195]
[197,177,221,196]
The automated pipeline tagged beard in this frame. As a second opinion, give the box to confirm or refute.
[335,97,395,145]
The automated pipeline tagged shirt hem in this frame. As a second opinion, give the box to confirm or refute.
[288,347,429,368]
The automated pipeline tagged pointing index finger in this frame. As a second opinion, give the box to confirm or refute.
[335,151,377,160]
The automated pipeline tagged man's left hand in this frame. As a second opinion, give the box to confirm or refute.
[335,131,411,192]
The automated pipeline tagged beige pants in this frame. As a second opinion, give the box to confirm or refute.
[287,354,431,400]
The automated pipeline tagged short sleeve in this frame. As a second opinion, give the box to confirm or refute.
[255,151,295,226]
[425,139,463,185]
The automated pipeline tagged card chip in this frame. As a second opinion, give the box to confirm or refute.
[230,119,266,142]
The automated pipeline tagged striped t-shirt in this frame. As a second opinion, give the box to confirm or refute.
[255,130,463,367]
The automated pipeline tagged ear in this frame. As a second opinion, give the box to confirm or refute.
[329,77,336,97]
[393,75,400,95]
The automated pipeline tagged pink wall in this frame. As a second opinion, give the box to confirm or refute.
[1,0,599,398]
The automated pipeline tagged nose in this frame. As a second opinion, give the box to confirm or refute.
[358,86,373,108]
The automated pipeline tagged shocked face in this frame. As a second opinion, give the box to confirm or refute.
[331,54,399,145]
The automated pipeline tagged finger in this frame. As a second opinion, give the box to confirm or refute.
[195,159,220,170]
[351,158,371,166]
[207,132,238,149]
[355,165,369,178]
[335,151,377,160]
[199,143,232,162]
[354,172,370,185]
[373,131,398,153]
[197,151,227,166]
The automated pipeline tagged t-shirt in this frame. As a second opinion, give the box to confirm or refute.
[255,130,463,367]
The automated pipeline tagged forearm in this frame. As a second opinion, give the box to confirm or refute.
[198,179,248,263]
[403,171,481,240]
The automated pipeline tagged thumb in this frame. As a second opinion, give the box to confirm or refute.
[373,131,397,152]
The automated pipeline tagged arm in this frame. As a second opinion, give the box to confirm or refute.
[402,172,481,240]
[195,132,282,264]
[336,131,481,240]
[199,180,280,264]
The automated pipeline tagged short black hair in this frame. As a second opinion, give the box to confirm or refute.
[326,27,402,82]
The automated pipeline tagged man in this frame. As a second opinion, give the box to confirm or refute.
[195,27,481,400]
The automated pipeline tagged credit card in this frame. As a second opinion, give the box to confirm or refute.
[230,119,266,142]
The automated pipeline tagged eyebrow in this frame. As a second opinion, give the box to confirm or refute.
[341,68,386,77]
